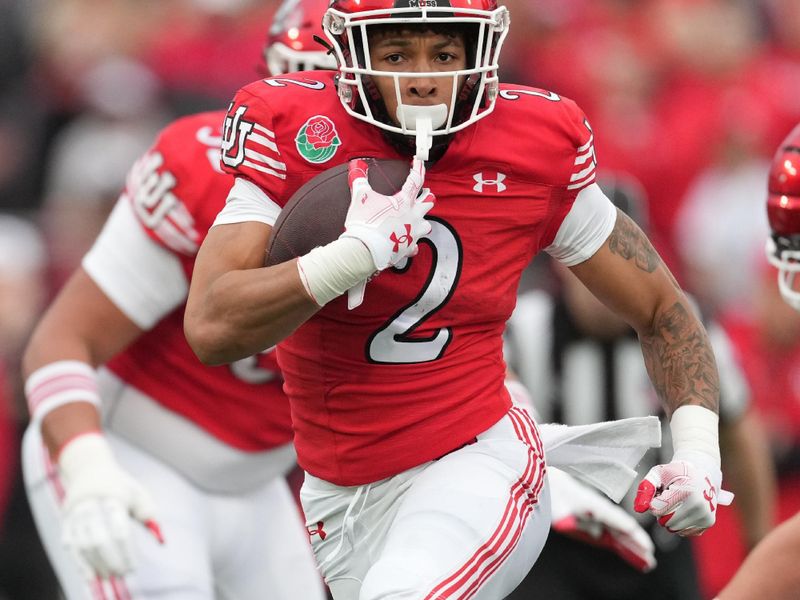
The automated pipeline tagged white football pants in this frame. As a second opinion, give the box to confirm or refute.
[300,407,551,600]
[22,425,326,600]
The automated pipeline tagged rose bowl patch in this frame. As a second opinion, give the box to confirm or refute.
[295,115,342,164]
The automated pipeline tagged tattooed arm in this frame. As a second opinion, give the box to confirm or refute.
[570,208,729,536]
[569,209,720,416]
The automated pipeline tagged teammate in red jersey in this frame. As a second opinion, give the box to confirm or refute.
[20,1,333,599]
[186,2,728,597]
[714,125,800,600]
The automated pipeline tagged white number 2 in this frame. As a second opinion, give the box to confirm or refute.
[367,219,462,364]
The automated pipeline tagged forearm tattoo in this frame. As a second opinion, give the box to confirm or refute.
[640,302,720,414]
[607,209,660,273]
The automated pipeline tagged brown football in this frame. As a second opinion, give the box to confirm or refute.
[265,158,411,266]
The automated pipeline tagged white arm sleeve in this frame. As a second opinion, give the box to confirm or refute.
[212,177,283,227]
[82,198,188,330]
[545,183,617,266]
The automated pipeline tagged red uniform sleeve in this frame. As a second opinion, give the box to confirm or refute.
[560,98,597,193]
[219,87,289,207]
[539,97,599,249]
[125,120,205,257]
[125,112,236,257]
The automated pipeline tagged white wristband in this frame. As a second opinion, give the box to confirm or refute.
[58,432,113,482]
[669,405,721,467]
[296,237,376,306]
[25,361,101,423]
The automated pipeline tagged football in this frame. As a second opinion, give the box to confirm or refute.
[265,158,411,266]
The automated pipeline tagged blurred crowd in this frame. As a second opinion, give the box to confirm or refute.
[1,0,798,598]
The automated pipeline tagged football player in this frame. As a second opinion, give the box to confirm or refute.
[714,124,800,600]
[185,2,729,597]
[20,1,333,599]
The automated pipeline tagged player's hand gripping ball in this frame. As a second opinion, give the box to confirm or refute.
[266,158,431,267]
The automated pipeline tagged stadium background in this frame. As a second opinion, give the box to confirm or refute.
[0,0,798,597]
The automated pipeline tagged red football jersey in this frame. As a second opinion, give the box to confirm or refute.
[221,72,596,483]
[107,111,293,451]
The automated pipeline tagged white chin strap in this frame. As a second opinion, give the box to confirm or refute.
[396,104,447,161]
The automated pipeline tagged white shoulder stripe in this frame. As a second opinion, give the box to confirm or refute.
[242,160,288,179]
[570,163,596,183]
[576,134,594,153]
[249,132,279,153]
[244,148,286,171]
[570,132,596,190]
[253,123,276,138]
[567,174,596,191]
[574,147,595,166]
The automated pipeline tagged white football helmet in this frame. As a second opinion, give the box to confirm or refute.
[322,0,510,137]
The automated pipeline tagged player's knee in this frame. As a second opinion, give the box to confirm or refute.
[359,557,427,600]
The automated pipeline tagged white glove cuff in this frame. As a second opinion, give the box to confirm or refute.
[58,432,116,487]
[670,405,721,469]
[297,237,376,306]
[25,360,100,423]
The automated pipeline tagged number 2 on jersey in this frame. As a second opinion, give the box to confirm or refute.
[367,218,462,364]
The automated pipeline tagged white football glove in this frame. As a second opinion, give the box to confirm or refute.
[340,157,435,271]
[58,432,163,580]
[549,467,657,572]
[634,450,734,536]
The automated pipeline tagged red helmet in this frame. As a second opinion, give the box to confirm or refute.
[322,0,510,138]
[766,123,800,310]
[265,0,337,75]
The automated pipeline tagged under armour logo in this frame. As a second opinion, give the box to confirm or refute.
[390,224,413,252]
[307,521,327,540]
[703,477,717,513]
[473,172,507,193]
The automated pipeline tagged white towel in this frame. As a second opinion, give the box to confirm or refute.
[538,417,662,503]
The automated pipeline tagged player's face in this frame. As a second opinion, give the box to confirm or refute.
[368,28,467,124]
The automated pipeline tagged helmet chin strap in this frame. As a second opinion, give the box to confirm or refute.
[396,104,447,161]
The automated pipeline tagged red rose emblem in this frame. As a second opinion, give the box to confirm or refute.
[305,116,336,149]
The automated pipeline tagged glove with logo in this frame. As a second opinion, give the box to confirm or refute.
[633,406,734,536]
[340,157,435,271]
[58,432,163,580]
[549,467,657,572]
[633,450,734,536]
